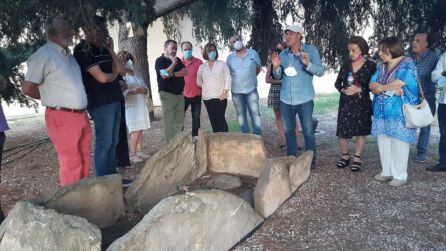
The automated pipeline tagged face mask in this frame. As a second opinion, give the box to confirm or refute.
[125,59,134,70]
[234,40,243,51]
[184,50,192,59]
[208,51,217,61]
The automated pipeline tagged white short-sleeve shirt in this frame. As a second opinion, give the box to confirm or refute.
[25,41,88,109]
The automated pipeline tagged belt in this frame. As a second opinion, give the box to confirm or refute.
[47,106,86,113]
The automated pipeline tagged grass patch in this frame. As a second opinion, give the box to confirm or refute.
[314,93,339,115]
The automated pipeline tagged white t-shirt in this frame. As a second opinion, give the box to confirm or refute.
[25,41,88,109]
[197,60,231,100]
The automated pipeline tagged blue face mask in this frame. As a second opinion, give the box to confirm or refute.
[208,51,217,61]
[184,50,192,59]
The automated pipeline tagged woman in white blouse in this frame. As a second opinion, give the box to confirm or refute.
[197,43,231,132]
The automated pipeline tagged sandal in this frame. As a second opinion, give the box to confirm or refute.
[351,155,362,172]
[336,153,350,169]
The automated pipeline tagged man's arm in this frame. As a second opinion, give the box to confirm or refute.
[87,66,119,84]
[432,52,446,85]
[302,45,324,77]
[22,81,41,99]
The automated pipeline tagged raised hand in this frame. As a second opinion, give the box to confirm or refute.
[271,52,281,69]
[300,52,310,66]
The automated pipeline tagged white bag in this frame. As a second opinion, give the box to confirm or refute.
[403,99,434,128]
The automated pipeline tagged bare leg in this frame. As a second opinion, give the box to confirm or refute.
[137,131,143,151]
[338,137,350,159]
[274,108,286,146]
[354,136,365,163]
[130,131,142,156]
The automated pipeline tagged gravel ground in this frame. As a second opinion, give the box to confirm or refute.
[1,99,445,250]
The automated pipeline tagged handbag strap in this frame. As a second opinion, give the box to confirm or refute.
[417,78,425,100]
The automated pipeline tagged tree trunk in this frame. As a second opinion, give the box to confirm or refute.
[118,22,155,120]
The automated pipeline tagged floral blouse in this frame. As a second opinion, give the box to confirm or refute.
[370,57,419,143]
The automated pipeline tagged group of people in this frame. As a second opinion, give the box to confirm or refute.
[21,15,151,191]
[332,32,446,186]
[1,15,445,222]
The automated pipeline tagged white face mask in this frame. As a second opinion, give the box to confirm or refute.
[125,59,134,70]
[234,40,244,51]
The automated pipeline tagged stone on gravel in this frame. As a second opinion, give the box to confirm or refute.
[206,133,266,177]
[125,132,206,214]
[40,174,124,228]
[0,201,101,251]
[254,156,295,218]
[289,151,313,192]
[206,174,242,190]
[107,190,264,251]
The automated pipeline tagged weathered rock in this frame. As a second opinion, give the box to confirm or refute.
[289,151,313,192]
[206,133,266,177]
[206,174,242,190]
[196,129,207,172]
[0,201,101,251]
[254,156,295,218]
[40,174,124,228]
[125,132,206,214]
[108,190,264,251]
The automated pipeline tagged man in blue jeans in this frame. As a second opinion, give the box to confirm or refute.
[74,16,130,179]
[409,32,439,163]
[226,35,262,135]
[272,24,324,166]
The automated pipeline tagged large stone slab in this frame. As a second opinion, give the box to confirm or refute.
[289,151,313,192]
[0,201,101,251]
[108,190,264,251]
[206,133,266,177]
[125,132,206,214]
[254,156,295,218]
[206,174,242,190]
[39,174,124,228]
[196,129,207,172]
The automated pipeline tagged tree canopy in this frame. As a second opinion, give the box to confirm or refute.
[1,0,445,104]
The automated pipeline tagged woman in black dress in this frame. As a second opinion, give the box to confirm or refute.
[335,36,376,172]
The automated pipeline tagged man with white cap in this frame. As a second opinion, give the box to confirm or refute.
[272,24,324,167]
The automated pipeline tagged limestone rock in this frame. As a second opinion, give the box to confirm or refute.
[289,151,313,192]
[0,201,101,251]
[196,129,207,172]
[206,133,266,177]
[125,132,206,214]
[254,156,295,218]
[206,174,242,190]
[239,189,255,207]
[41,174,124,228]
[108,190,263,251]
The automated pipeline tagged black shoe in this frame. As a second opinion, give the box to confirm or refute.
[350,155,362,172]
[336,153,350,169]
[311,160,317,170]
[122,178,134,188]
[426,164,446,172]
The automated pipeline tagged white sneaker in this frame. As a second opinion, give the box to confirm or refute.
[130,155,144,164]
[136,151,150,160]
[388,179,407,187]
[374,174,393,181]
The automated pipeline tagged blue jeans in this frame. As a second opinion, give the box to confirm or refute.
[281,100,316,161]
[89,101,121,176]
[438,103,446,166]
[416,94,437,159]
[231,89,262,135]
[184,95,201,137]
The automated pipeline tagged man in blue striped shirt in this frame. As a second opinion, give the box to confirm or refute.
[409,32,440,163]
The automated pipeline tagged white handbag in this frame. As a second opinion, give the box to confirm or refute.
[402,80,434,128]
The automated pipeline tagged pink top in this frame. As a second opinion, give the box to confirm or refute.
[182,57,203,98]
